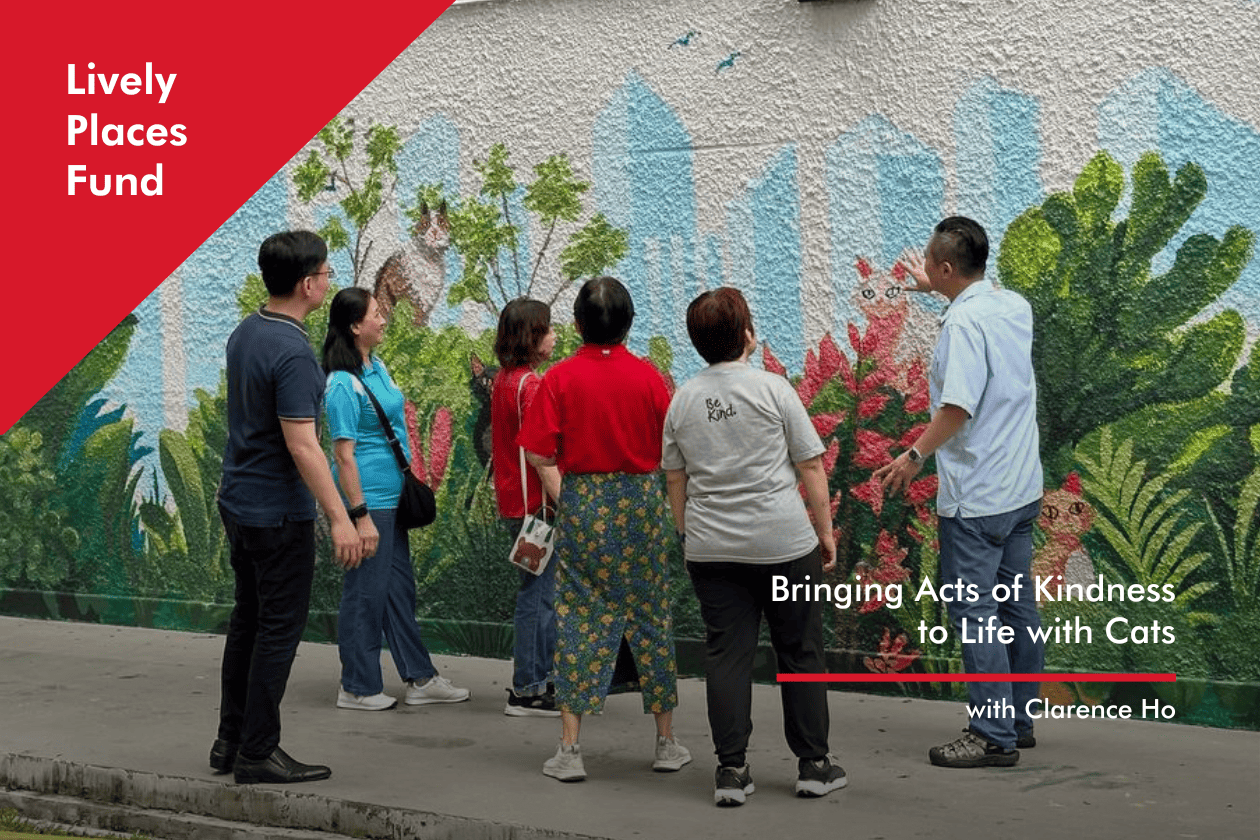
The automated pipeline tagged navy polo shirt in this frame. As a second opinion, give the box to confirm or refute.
[218,308,326,527]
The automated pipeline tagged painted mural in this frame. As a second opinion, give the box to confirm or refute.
[4,1,1260,731]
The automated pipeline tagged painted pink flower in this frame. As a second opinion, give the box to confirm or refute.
[862,310,904,363]
[905,359,930,414]
[406,402,453,492]
[891,261,908,283]
[404,401,425,483]
[847,323,862,354]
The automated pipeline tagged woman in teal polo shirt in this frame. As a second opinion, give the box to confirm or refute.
[322,287,470,711]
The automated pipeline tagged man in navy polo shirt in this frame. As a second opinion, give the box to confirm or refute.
[210,231,365,784]
[875,216,1044,768]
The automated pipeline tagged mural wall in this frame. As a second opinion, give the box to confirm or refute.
[4,0,1259,728]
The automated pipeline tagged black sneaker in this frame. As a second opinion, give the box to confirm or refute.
[795,755,847,797]
[714,764,754,806]
[929,729,1020,768]
[1016,728,1036,749]
[504,688,561,717]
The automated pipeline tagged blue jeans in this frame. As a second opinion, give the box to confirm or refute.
[338,508,437,696]
[938,498,1044,750]
[504,517,557,696]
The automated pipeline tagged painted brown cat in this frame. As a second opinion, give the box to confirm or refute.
[374,201,450,326]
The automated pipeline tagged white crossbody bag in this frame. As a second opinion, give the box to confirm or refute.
[509,372,557,575]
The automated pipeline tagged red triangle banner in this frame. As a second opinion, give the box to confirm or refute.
[4,0,455,433]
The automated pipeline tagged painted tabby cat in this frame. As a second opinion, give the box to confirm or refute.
[374,201,450,326]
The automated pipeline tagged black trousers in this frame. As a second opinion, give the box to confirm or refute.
[217,508,316,760]
[687,546,830,767]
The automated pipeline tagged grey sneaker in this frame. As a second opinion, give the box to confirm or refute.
[795,755,848,797]
[404,675,470,705]
[336,688,398,711]
[652,735,693,771]
[929,729,1019,768]
[714,764,754,806]
[543,742,586,782]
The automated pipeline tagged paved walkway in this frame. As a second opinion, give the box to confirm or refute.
[1,616,1256,839]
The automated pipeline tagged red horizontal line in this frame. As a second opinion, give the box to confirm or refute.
[777,673,1176,683]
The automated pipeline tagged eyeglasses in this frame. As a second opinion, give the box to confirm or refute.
[309,267,337,281]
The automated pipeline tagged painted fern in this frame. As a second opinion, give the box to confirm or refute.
[1076,428,1217,625]
[1204,460,1260,610]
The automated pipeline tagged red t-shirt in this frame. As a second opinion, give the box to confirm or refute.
[519,344,670,475]
[491,365,544,518]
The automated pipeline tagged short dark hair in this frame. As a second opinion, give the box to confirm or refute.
[573,276,634,345]
[929,216,989,278]
[258,231,328,297]
[322,287,372,374]
[686,287,754,365]
[495,298,552,368]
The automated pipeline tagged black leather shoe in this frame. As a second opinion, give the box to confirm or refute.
[209,739,238,774]
[233,746,331,784]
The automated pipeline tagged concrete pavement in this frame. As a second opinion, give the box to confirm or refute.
[1,616,1256,840]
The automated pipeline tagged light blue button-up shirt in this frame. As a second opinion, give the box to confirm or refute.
[930,278,1043,518]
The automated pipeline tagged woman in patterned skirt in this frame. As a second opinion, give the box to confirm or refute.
[519,276,692,782]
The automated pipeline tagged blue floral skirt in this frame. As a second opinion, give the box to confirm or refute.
[553,471,678,715]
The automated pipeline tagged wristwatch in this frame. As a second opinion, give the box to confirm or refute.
[348,503,369,522]
[907,446,923,464]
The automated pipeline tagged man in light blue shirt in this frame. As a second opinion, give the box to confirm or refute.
[876,216,1044,768]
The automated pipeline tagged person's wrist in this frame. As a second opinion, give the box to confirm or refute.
[347,503,369,522]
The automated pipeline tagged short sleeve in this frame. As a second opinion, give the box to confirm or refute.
[518,372,561,458]
[936,323,986,416]
[275,349,324,421]
[661,400,685,471]
[518,371,542,421]
[777,377,825,463]
[324,373,362,441]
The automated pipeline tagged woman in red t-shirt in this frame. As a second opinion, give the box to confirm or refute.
[490,298,561,717]
[519,276,691,782]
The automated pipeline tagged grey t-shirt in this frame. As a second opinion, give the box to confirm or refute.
[662,361,824,563]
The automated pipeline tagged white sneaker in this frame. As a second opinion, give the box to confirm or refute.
[543,742,586,782]
[652,735,693,771]
[404,675,470,705]
[336,688,398,711]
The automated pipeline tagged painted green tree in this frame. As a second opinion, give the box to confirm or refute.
[293,116,403,284]
[418,143,628,317]
[999,151,1255,479]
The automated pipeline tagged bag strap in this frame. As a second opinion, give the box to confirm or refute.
[353,368,410,476]
[516,371,534,513]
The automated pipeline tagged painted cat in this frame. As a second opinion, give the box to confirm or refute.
[374,201,450,326]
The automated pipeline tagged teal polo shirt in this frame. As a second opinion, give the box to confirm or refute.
[324,356,412,511]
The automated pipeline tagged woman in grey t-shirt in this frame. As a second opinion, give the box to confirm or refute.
[662,287,846,806]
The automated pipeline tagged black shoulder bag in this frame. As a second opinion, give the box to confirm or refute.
[354,374,437,529]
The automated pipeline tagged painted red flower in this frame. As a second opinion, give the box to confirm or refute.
[762,343,787,377]
[863,627,921,674]
[854,429,896,469]
[405,402,453,492]
[811,411,846,439]
[820,437,840,476]
[850,475,884,517]
[906,475,938,505]
[857,393,890,419]
[905,359,930,414]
